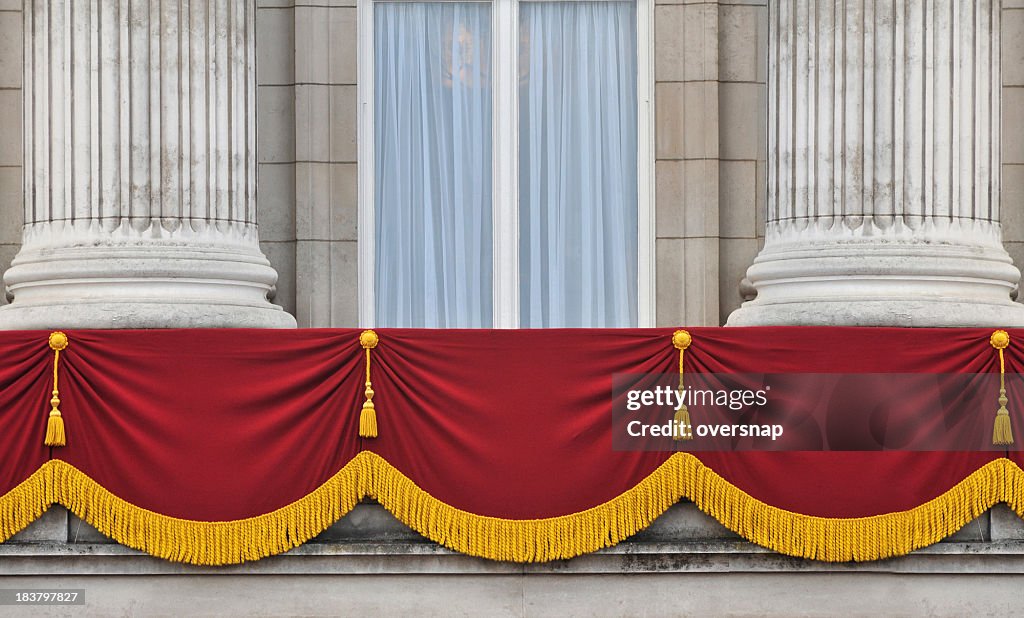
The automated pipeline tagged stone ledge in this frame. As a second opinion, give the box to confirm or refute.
[2,540,1024,576]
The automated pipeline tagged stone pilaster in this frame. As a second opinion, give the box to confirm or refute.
[729,0,1024,326]
[0,0,295,328]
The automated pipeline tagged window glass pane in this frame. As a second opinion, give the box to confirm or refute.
[519,1,639,328]
[375,2,493,327]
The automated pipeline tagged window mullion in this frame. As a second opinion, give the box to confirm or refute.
[358,0,375,327]
[637,0,656,327]
[492,0,520,328]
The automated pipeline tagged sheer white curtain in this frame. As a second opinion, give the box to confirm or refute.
[519,1,638,328]
[375,3,493,327]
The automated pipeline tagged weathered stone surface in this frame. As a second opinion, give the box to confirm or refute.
[2,541,1024,616]
[7,508,66,544]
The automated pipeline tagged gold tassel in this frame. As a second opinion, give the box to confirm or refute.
[673,406,691,441]
[45,408,65,448]
[359,330,379,439]
[360,403,378,439]
[672,330,693,441]
[44,332,69,447]
[991,330,1013,446]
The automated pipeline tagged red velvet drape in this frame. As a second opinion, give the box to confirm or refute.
[0,327,1018,521]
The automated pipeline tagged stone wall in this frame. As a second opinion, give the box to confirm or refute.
[652,0,768,327]
[256,0,359,327]
[0,0,20,305]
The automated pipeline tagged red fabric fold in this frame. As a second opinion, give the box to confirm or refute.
[687,327,1009,517]
[55,329,363,520]
[0,331,52,496]
[367,329,675,518]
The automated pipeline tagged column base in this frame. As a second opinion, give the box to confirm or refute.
[0,222,297,330]
[726,222,1024,328]
[0,301,296,330]
[728,299,1024,328]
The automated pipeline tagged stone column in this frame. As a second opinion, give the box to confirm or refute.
[729,0,1024,326]
[0,0,295,328]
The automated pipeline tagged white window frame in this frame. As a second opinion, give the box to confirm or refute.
[357,0,655,328]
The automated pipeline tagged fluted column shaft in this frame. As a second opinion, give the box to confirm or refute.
[771,0,999,230]
[1,0,294,328]
[27,0,255,231]
[730,0,1024,327]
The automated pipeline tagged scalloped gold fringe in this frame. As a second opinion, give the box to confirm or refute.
[0,466,55,543]
[49,458,363,565]
[2,454,1023,565]
[365,453,1022,563]
[683,454,1014,562]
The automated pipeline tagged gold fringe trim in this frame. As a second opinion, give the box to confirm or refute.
[0,466,55,543]
[365,453,1023,563]
[48,459,363,565]
[682,455,1015,562]
[2,455,1024,564]
[363,451,683,562]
